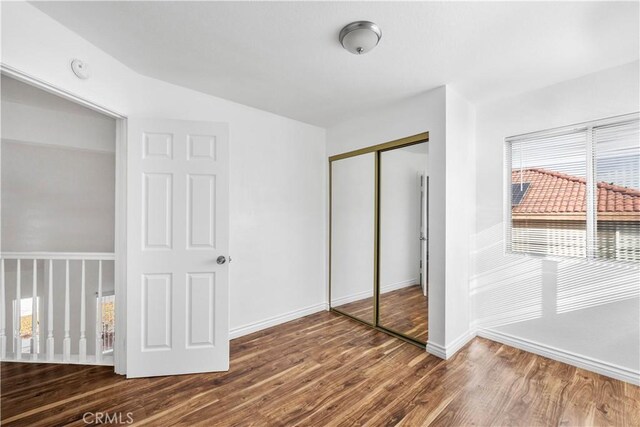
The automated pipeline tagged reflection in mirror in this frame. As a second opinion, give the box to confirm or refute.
[379,142,428,343]
[330,153,375,324]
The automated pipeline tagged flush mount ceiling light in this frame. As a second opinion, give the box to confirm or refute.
[339,21,382,55]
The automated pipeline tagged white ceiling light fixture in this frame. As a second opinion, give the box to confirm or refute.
[339,21,382,55]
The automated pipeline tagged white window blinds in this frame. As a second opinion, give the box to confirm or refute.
[594,119,640,262]
[505,113,639,263]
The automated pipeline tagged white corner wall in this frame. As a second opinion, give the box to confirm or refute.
[327,87,477,356]
[1,2,327,338]
[473,61,640,383]
[443,87,476,353]
[327,87,449,348]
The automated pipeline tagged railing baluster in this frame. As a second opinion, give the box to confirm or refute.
[46,259,54,361]
[96,260,103,363]
[31,259,37,360]
[15,259,21,360]
[63,259,70,362]
[79,260,87,362]
[0,259,6,359]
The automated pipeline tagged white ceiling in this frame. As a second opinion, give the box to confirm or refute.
[31,1,639,127]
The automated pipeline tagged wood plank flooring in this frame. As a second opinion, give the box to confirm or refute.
[333,293,375,325]
[2,310,639,426]
[334,285,428,342]
[379,285,427,343]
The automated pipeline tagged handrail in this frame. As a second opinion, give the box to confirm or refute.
[0,252,115,261]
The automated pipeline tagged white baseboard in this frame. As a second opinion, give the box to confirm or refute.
[380,278,419,294]
[426,341,446,359]
[332,279,419,307]
[426,330,476,360]
[331,290,372,307]
[0,353,114,366]
[477,328,640,386]
[229,302,329,340]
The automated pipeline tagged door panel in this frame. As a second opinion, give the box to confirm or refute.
[330,153,375,325]
[144,173,173,249]
[187,174,216,248]
[378,142,428,344]
[127,118,229,378]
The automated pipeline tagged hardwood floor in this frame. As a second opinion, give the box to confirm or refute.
[334,292,375,325]
[379,285,427,342]
[334,284,428,342]
[2,311,639,426]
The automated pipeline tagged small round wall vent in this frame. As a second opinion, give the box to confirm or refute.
[71,59,91,79]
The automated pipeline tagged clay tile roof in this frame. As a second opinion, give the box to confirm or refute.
[511,168,640,215]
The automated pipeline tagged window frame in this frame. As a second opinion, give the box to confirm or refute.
[13,296,40,354]
[504,112,640,264]
[96,291,115,355]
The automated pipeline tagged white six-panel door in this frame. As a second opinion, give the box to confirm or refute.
[126,119,229,378]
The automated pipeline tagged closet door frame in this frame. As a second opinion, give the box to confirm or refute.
[328,132,429,348]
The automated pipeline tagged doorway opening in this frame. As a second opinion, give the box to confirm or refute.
[0,73,120,366]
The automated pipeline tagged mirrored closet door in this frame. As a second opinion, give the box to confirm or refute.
[330,153,375,325]
[378,142,428,343]
[329,133,429,346]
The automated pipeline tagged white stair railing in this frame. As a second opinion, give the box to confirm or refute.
[0,252,115,366]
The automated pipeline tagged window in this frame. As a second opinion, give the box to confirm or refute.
[97,294,115,354]
[505,113,639,262]
[13,297,40,353]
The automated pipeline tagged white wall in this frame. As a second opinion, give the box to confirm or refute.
[1,141,116,253]
[1,75,116,153]
[2,75,117,253]
[444,87,476,349]
[1,3,327,340]
[1,76,116,253]
[473,61,640,379]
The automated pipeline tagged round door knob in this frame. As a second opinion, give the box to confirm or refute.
[217,256,227,265]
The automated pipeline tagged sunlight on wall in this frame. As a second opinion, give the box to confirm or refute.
[471,223,543,328]
[471,222,640,329]
[557,261,640,314]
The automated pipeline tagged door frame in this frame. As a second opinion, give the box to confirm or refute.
[0,64,129,374]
